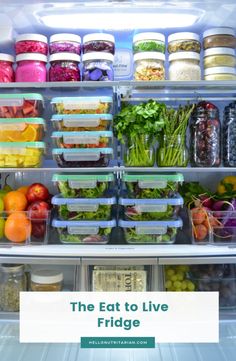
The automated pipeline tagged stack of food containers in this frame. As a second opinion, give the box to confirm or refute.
[0,93,45,168]
[118,173,184,244]
[203,27,236,80]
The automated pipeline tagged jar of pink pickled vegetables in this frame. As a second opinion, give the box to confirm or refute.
[15,34,48,55]
[15,54,47,82]
[0,54,14,82]
[49,53,80,81]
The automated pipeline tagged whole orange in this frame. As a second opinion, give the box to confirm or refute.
[17,186,30,196]
[5,212,32,243]
[4,191,28,213]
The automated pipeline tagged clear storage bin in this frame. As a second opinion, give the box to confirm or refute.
[133,32,165,54]
[51,114,112,131]
[82,52,114,81]
[203,27,236,50]
[52,173,114,198]
[83,33,115,55]
[15,54,47,82]
[119,218,182,244]
[123,173,184,199]
[0,118,45,142]
[168,32,201,53]
[52,147,113,168]
[15,34,48,55]
[52,194,116,221]
[49,33,81,55]
[0,141,45,168]
[169,52,201,81]
[51,96,113,115]
[210,210,236,245]
[52,219,116,244]
[51,131,113,149]
[0,53,14,82]
[119,195,183,221]
[133,52,165,81]
[31,270,63,291]
[49,53,80,81]
[204,48,236,69]
[204,66,236,80]
[0,93,44,118]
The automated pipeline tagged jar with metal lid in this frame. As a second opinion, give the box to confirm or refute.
[82,52,114,81]
[49,33,81,55]
[49,53,80,81]
[0,264,26,312]
[203,27,236,50]
[15,54,47,82]
[15,33,48,55]
[168,32,201,53]
[204,48,236,69]
[204,67,236,80]
[0,53,14,82]
[133,32,165,54]
[31,270,63,291]
[83,33,115,55]
[133,52,165,81]
[169,52,201,81]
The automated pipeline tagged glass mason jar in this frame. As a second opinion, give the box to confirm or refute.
[49,53,80,81]
[0,53,14,82]
[133,52,165,81]
[169,52,201,81]
[82,52,114,81]
[158,135,188,167]
[0,264,26,312]
[83,33,115,55]
[204,66,236,80]
[190,102,221,167]
[204,48,236,69]
[223,103,236,167]
[133,32,165,54]
[15,33,48,55]
[15,54,47,82]
[49,33,81,55]
[203,27,236,50]
[168,32,201,53]
[124,134,155,167]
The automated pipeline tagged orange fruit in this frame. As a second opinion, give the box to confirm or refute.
[4,191,28,213]
[17,185,30,196]
[22,125,37,141]
[5,212,32,243]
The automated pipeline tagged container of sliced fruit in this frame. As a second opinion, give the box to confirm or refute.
[0,93,44,118]
[0,142,45,168]
[52,219,116,244]
[52,148,113,167]
[52,173,114,198]
[51,96,113,114]
[0,118,45,142]
[51,131,113,149]
[51,114,112,131]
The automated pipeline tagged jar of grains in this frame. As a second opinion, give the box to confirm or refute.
[204,67,236,80]
[133,52,165,81]
[204,48,236,69]
[169,52,201,81]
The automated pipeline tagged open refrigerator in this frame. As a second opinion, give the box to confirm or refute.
[1,0,236,360]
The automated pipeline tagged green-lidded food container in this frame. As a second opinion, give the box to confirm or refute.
[51,96,113,115]
[0,93,44,118]
[51,131,113,149]
[0,118,45,142]
[51,113,112,131]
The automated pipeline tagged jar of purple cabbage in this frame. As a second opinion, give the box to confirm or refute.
[82,52,114,81]
[83,33,115,55]
[49,33,81,55]
[49,52,80,81]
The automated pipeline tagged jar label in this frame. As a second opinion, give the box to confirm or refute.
[63,135,99,145]
[139,180,167,189]
[113,49,133,79]
[68,226,98,235]
[67,204,98,212]
[68,180,97,189]
[136,226,167,235]
[64,118,100,127]
[63,101,99,110]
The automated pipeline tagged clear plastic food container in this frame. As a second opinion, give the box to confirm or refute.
[133,32,165,54]
[119,218,182,244]
[0,53,14,82]
[83,33,115,55]
[31,270,63,291]
[203,27,236,50]
[190,207,211,244]
[52,219,116,244]
[15,54,47,82]
[0,141,45,168]
[49,33,81,55]
[51,131,113,149]
[123,173,184,199]
[15,34,48,55]
[204,66,236,80]
[119,195,183,221]
[49,53,80,82]
[164,265,195,292]
[209,210,236,245]
[0,93,44,118]
[51,114,112,131]
[52,173,114,198]
[168,32,201,53]
[82,52,114,81]
[51,96,113,115]
[52,147,113,168]
[204,48,236,69]
[0,118,45,142]
[169,52,201,81]
[133,52,165,81]
[51,194,116,221]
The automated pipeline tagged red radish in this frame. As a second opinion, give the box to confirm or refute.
[199,195,214,209]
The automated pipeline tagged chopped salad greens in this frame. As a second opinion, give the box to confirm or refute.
[58,180,107,198]
[126,227,177,244]
[59,204,111,221]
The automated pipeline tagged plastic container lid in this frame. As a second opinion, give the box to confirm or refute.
[123,173,184,182]
[49,52,80,62]
[53,147,113,162]
[83,33,115,44]
[133,51,165,62]
[119,219,183,228]
[50,33,81,43]
[168,32,200,43]
[204,67,236,75]
[0,118,46,129]
[0,141,45,148]
[1,264,24,272]
[133,32,165,43]
[16,33,48,44]
[119,195,184,206]
[51,114,112,121]
[16,54,48,63]
[52,131,113,138]
[203,27,235,38]
[0,53,14,62]
[82,52,114,62]
[52,194,116,205]
[52,219,116,229]
[51,96,112,104]
[0,93,43,101]
[204,47,236,57]
[169,52,200,61]
[31,270,63,284]
[52,173,114,182]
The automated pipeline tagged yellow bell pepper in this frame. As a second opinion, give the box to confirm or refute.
[217,176,236,194]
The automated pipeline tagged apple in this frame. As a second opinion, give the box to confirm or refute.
[31,222,46,239]
[27,201,50,222]
[26,183,49,203]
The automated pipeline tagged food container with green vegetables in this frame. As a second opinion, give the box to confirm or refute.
[52,173,114,198]
[133,32,165,54]
[52,194,116,220]
[123,173,184,199]
[51,114,112,131]
[119,218,182,244]
[51,131,113,149]
[52,219,116,244]
[119,195,183,221]
[51,96,113,115]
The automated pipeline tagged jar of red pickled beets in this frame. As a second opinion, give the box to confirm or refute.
[0,53,14,82]
[15,54,47,82]
[15,34,48,55]
[49,53,80,81]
